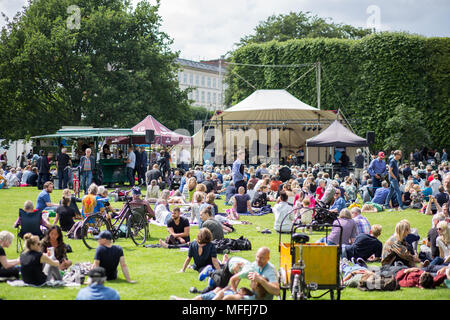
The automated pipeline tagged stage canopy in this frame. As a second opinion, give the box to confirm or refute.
[193,89,354,164]
[108,115,192,146]
[306,120,368,148]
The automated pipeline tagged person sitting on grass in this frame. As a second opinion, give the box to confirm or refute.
[92,230,135,283]
[40,225,72,271]
[273,191,294,234]
[145,179,161,203]
[179,228,221,274]
[199,206,225,241]
[381,220,421,267]
[60,188,82,216]
[170,286,253,300]
[76,267,120,300]
[0,231,20,279]
[371,180,390,207]
[20,233,61,286]
[341,224,383,264]
[81,183,105,218]
[351,207,371,236]
[329,189,347,214]
[54,196,82,232]
[227,247,280,300]
[35,181,59,213]
[317,209,357,246]
[159,207,190,249]
[232,186,254,218]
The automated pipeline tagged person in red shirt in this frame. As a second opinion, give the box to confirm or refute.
[270,177,282,193]
[395,267,446,288]
[315,179,326,201]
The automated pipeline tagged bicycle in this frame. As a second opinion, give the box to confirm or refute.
[81,196,148,249]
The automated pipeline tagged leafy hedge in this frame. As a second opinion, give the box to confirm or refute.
[224,33,450,153]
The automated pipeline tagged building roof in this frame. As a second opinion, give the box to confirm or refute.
[176,58,223,73]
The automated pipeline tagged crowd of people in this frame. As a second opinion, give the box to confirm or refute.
[1,145,449,300]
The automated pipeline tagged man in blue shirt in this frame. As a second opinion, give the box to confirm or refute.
[232,149,246,192]
[385,150,405,210]
[372,181,390,205]
[36,181,59,212]
[368,152,387,189]
[76,267,120,300]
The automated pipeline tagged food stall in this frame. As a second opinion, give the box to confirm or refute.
[32,127,135,187]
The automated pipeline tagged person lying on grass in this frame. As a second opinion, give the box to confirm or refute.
[170,286,253,300]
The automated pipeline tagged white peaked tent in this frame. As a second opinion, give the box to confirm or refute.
[193,89,355,165]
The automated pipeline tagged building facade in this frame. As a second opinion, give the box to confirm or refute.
[176,58,227,111]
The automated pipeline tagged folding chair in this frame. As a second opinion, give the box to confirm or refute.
[15,224,23,253]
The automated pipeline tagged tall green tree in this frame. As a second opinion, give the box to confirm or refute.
[0,0,189,142]
[383,104,431,155]
[238,11,373,46]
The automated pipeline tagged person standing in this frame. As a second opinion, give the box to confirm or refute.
[133,146,141,185]
[385,150,405,210]
[56,148,72,190]
[125,145,136,187]
[442,149,448,163]
[0,151,7,170]
[179,147,191,172]
[139,146,148,186]
[232,149,246,193]
[37,151,53,190]
[17,152,27,169]
[368,152,387,189]
[354,149,365,183]
[80,148,95,194]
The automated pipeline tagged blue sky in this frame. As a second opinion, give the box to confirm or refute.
[1,0,449,60]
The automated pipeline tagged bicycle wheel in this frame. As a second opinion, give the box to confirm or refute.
[81,214,111,250]
[127,212,148,246]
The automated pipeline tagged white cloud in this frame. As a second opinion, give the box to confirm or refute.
[2,0,449,61]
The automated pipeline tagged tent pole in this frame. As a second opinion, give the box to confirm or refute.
[306,144,309,170]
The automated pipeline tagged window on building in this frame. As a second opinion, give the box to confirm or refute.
[195,90,199,101]
[195,74,199,85]
[213,92,217,104]
[190,73,193,84]
[207,77,211,88]
[201,91,205,103]
[184,73,188,84]
[201,76,205,87]
[213,77,217,88]
[207,92,211,103]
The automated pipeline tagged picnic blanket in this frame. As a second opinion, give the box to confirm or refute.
[7,280,80,287]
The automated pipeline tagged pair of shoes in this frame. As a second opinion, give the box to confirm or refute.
[189,287,198,294]
[356,257,368,268]
[199,265,214,281]
[261,228,271,234]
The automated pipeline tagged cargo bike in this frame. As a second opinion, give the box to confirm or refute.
[277,204,344,300]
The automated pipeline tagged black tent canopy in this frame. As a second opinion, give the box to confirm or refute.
[306,120,368,148]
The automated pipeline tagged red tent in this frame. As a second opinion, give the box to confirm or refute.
[107,115,192,145]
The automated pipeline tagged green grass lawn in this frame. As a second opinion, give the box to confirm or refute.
[0,187,449,300]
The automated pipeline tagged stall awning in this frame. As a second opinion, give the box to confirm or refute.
[32,128,134,139]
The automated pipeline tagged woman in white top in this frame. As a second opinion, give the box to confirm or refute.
[432,221,450,266]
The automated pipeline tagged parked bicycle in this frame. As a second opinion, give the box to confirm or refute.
[81,195,148,249]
